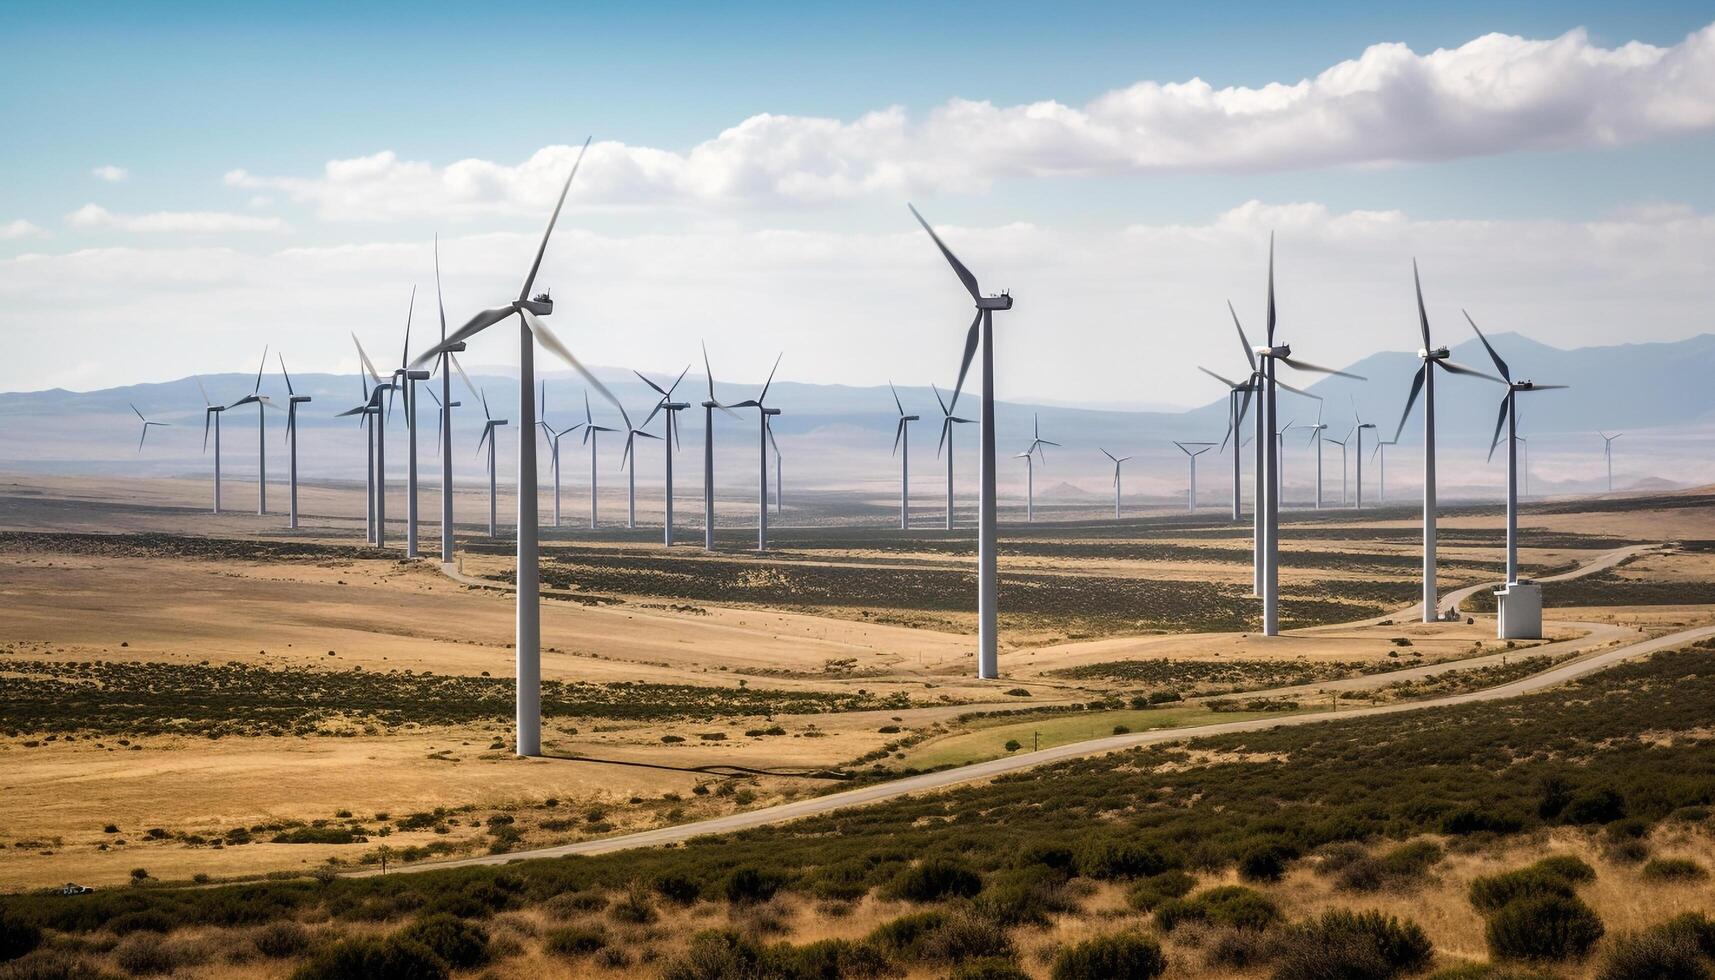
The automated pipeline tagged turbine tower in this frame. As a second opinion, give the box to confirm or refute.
[768,415,782,518]
[352,334,395,547]
[474,390,507,538]
[334,375,384,541]
[1352,399,1375,511]
[619,402,662,531]
[278,356,311,529]
[933,383,974,532]
[1599,431,1622,493]
[1304,404,1328,510]
[1249,236,1365,635]
[1372,438,1396,504]
[130,403,169,452]
[699,343,738,550]
[226,347,272,516]
[638,367,691,546]
[1326,427,1350,506]
[1018,413,1058,523]
[889,382,919,530]
[1199,362,1254,524]
[581,391,621,530]
[1100,449,1131,519]
[196,378,226,514]
[412,137,625,758]
[1469,312,1568,585]
[909,204,1014,680]
[1174,441,1215,513]
[388,289,431,558]
[538,383,585,528]
[723,354,782,552]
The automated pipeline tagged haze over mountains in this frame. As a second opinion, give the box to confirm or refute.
[2,332,1710,504]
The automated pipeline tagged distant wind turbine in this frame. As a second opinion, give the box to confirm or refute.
[1100,449,1131,519]
[1372,437,1397,504]
[1352,398,1376,510]
[619,399,662,530]
[1469,312,1568,585]
[537,382,584,528]
[226,346,273,516]
[581,391,620,530]
[1018,413,1058,523]
[889,382,919,530]
[130,403,169,453]
[1599,431,1622,493]
[278,355,311,529]
[723,354,782,551]
[474,390,508,538]
[1174,441,1215,513]
[352,333,396,547]
[637,367,691,546]
[934,383,974,532]
[699,343,740,550]
[1200,357,1254,524]
[195,377,227,514]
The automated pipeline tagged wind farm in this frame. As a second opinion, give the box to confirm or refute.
[3,5,1715,979]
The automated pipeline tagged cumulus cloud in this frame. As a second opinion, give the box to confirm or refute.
[0,219,48,240]
[91,165,129,183]
[66,203,287,234]
[224,22,1715,218]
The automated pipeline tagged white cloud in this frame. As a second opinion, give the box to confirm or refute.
[91,165,129,183]
[0,219,48,240]
[223,22,1715,218]
[66,203,287,234]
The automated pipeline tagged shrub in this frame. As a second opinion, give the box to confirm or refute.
[951,957,1032,980]
[1125,870,1196,911]
[291,936,449,980]
[869,911,1011,963]
[1075,837,1175,880]
[607,888,656,924]
[112,934,177,975]
[0,948,122,979]
[1238,837,1301,882]
[1640,858,1707,882]
[1273,908,1433,979]
[653,872,702,904]
[1563,788,1627,825]
[252,921,311,958]
[108,911,172,935]
[974,867,1073,926]
[1016,843,1076,872]
[758,938,890,979]
[1658,913,1715,960]
[0,911,42,963]
[1594,928,1712,980]
[867,912,945,956]
[543,925,607,957]
[1205,925,1278,970]
[1469,857,1594,914]
[396,914,489,969]
[722,866,784,905]
[1484,894,1604,961]
[1156,886,1281,932]
[660,931,763,980]
[1050,932,1167,980]
[1004,740,1022,753]
[886,858,982,902]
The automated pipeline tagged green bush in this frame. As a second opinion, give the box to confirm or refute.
[1156,886,1281,932]
[653,872,703,904]
[1594,927,1712,980]
[1050,932,1166,980]
[867,911,1010,963]
[722,866,784,905]
[1469,857,1594,914]
[1484,894,1604,961]
[886,858,981,902]
[950,957,1032,980]
[0,910,42,962]
[291,936,448,980]
[1238,837,1301,882]
[661,930,890,980]
[1640,858,1707,882]
[396,914,489,969]
[112,934,178,975]
[1273,908,1433,979]
[543,925,607,957]
[1125,870,1196,911]
[1074,837,1175,880]
[1563,788,1627,825]
[867,912,945,956]
[252,921,311,958]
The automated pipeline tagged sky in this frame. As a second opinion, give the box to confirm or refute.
[2,1,1712,407]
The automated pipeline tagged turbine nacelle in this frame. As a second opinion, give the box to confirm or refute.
[520,295,553,316]
[1255,344,1292,358]
[1418,345,1450,360]
[406,369,431,381]
[976,292,1012,311]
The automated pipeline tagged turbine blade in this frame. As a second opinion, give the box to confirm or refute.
[434,233,448,341]
[758,352,782,404]
[412,306,513,369]
[1393,365,1426,443]
[1463,310,1510,383]
[399,286,415,372]
[702,340,718,402]
[1436,360,1502,385]
[202,411,211,451]
[1279,356,1364,380]
[278,352,294,395]
[195,376,211,407]
[523,308,632,431]
[937,417,950,457]
[253,344,268,394]
[932,383,948,417]
[1228,300,1256,371]
[889,380,904,416]
[1265,232,1276,347]
[1524,384,1569,391]
[352,333,383,383]
[1412,259,1431,351]
[947,311,980,415]
[635,369,669,397]
[1275,377,1322,400]
[130,402,145,422]
[1488,395,1509,462]
[450,353,480,404]
[893,418,905,456]
[669,365,689,396]
[519,135,591,303]
[1197,365,1240,389]
[766,420,779,455]
[907,203,981,303]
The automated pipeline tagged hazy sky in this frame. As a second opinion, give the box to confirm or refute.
[2,1,1712,405]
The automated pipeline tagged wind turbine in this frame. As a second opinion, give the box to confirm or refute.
[390,289,431,558]
[581,391,621,530]
[909,204,1013,680]
[723,354,782,551]
[1518,435,1530,499]
[1174,441,1214,513]
[1391,262,1502,621]
[1469,313,1568,584]
[352,334,395,547]
[1200,359,1255,523]
[1303,404,1328,510]
[226,347,273,516]
[768,415,782,517]
[698,343,740,550]
[278,355,312,529]
[431,240,476,563]
[1017,414,1058,523]
[1326,427,1350,506]
[637,367,690,546]
[474,390,508,538]
[196,378,226,514]
[1100,449,1131,519]
[1274,418,1296,509]
[889,382,918,530]
[934,383,974,532]
[411,137,625,758]
[1352,398,1376,510]
[334,373,382,542]
[1372,438,1397,504]
[537,382,584,528]
[130,404,169,453]
[1599,431,1622,493]
[619,400,662,530]
[424,387,460,461]
[1249,236,1365,635]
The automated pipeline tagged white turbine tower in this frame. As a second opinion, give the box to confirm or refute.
[351,334,395,548]
[1017,413,1058,523]
[1326,427,1350,506]
[909,204,1014,680]
[473,391,507,538]
[277,355,312,529]
[638,367,691,546]
[196,378,227,514]
[620,401,662,531]
[723,354,782,551]
[1100,449,1131,519]
[1250,236,1365,636]
[1600,431,1622,493]
[1174,441,1215,513]
[130,404,169,452]
[581,392,621,530]
[933,384,974,532]
[1469,313,1568,586]
[411,137,625,758]
[538,382,586,529]
[889,382,919,530]
[226,347,272,516]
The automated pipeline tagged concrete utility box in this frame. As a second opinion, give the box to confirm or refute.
[1495,581,1542,639]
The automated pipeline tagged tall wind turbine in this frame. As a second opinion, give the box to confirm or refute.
[1304,404,1328,510]
[1250,236,1365,635]
[227,347,272,516]
[1391,262,1502,621]
[278,355,311,529]
[1469,313,1568,585]
[352,334,395,547]
[411,137,624,758]
[1199,363,1254,523]
[1017,413,1058,523]
[889,382,918,530]
[619,401,662,530]
[1599,431,1622,493]
[581,391,621,530]
[537,382,585,528]
[1326,427,1350,506]
[723,354,782,551]
[1352,398,1376,510]
[637,367,690,546]
[390,289,431,558]
[196,378,226,514]
[934,384,974,532]
[698,343,739,550]
[130,404,169,452]
[909,205,1013,679]
[334,375,383,541]
[1174,441,1215,513]
[474,390,508,538]
[1100,449,1131,519]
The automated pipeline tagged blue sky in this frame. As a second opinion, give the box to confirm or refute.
[2,1,1712,402]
